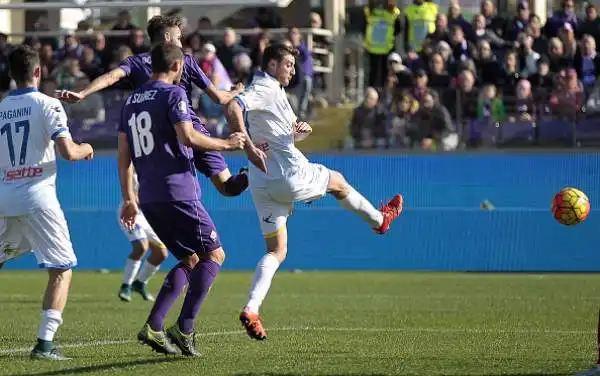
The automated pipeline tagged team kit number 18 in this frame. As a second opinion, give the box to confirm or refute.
[128,111,155,158]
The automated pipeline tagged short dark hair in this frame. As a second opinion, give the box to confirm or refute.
[146,15,183,44]
[9,44,40,84]
[260,43,297,71]
[151,44,184,74]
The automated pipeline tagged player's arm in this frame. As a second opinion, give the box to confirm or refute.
[169,89,244,151]
[55,67,127,102]
[43,100,94,160]
[117,131,138,230]
[224,97,267,173]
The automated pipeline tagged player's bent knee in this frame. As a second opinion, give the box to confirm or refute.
[129,241,148,260]
[327,170,350,199]
[202,247,225,265]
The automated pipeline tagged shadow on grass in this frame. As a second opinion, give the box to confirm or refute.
[11,357,183,376]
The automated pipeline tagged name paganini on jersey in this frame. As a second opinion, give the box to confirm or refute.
[0,106,31,120]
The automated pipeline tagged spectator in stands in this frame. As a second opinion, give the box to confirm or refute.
[545,0,578,39]
[389,52,413,89]
[66,76,105,131]
[506,79,535,122]
[452,69,478,122]
[470,13,506,49]
[53,58,86,90]
[518,33,540,78]
[427,52,451,90]
[110,10,137,50]
[550,68,584,118]
[217,28,246,77]
[253,6,282,29]
[310,11,330,91]
[39,44,56,79]
[289,27,314,119]
[578,4,600,49]
[24,15,58,51]
[232,52,253,86]
[574,34,600,94]
[447,2,471,38]
[450,25,475,63]
[478,84,505,122]
[200,43,233,91]
[426,14,450,46]
[529,57,554,93]
[250,31,271,72]
[409,90,457,151]
[506,1,530,42]
[194,17,213,44]
[91,32,110,70]
[58,33,84,61]
[481,0,506,39]
[388,90,419,147]
[559,23,578,60]
[80,46,104,81]
[548,37,572,73]
[129,28,149,55]
[412,68,429,102]
[529,14,549,55]
[475,40,500,85]
[349,87,387,149]
[498,50,521,96]
[108,45,133,70]
[40,79,58,97]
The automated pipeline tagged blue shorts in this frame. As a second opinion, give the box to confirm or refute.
[141,200,222,260]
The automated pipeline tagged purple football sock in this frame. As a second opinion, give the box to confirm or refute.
[147,262,192,331]
[177,259,221,334]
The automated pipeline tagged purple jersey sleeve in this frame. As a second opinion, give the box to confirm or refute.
[117,56,135,76]
[185,54,212,91]
[168,87,193,125]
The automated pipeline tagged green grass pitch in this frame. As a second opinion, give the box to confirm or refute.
[0,271,599,375]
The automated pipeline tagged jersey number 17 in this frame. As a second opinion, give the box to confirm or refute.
[1,120,30,167]
[128,111,155,158]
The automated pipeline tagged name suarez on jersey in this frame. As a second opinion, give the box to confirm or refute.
[126,90,157,105]
[0,107,31,120]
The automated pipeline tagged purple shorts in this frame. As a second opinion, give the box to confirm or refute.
[193,122,228,178]
[141,200,222,260]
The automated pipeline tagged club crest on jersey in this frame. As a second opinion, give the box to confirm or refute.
[178,101,187,113]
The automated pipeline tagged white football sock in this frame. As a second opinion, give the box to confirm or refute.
[245,253,280,313]
[338,187,384,228]
[123,259,141,285]
[37,309,62,341]
[136,261,160,284]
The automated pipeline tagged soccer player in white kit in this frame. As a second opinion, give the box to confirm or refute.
[224,43,404,340]
[0,45,94,360]
[117,172,167,302]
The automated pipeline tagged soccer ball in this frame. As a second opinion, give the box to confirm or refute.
[551,187,590,225]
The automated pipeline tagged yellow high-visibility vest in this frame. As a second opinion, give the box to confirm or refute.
[405,2,437,51]
[363,6,401,55]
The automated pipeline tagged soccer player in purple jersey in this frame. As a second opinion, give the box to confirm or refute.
[118,44,245,356]
[55,15,258,300]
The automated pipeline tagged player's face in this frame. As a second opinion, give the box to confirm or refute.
[165,26,183,48]
[276,54,295,87]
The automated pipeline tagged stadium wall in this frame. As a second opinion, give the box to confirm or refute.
[6,153,600,271]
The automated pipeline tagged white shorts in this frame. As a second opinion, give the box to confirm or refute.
[0,207,77,269]
[117,204,164,246]
[250,163,330,237]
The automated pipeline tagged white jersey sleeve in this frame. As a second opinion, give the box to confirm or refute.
[41,98,71,142]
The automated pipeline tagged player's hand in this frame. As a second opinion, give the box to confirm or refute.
[55,90,85,103]
[120,200,138,232]
[81,143,94,160]
[256,142,269,153]
[224,132,246,150]
[246,145,268,173]
[294,121,312,141]
[232,82,245,93]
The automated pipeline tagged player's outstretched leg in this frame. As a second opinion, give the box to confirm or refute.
[167,248,225,357]
[327,170,403,234]
[131,241,167,301]
[31,268,72,361]
[119,240,148,302]
[240,230,287,341]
